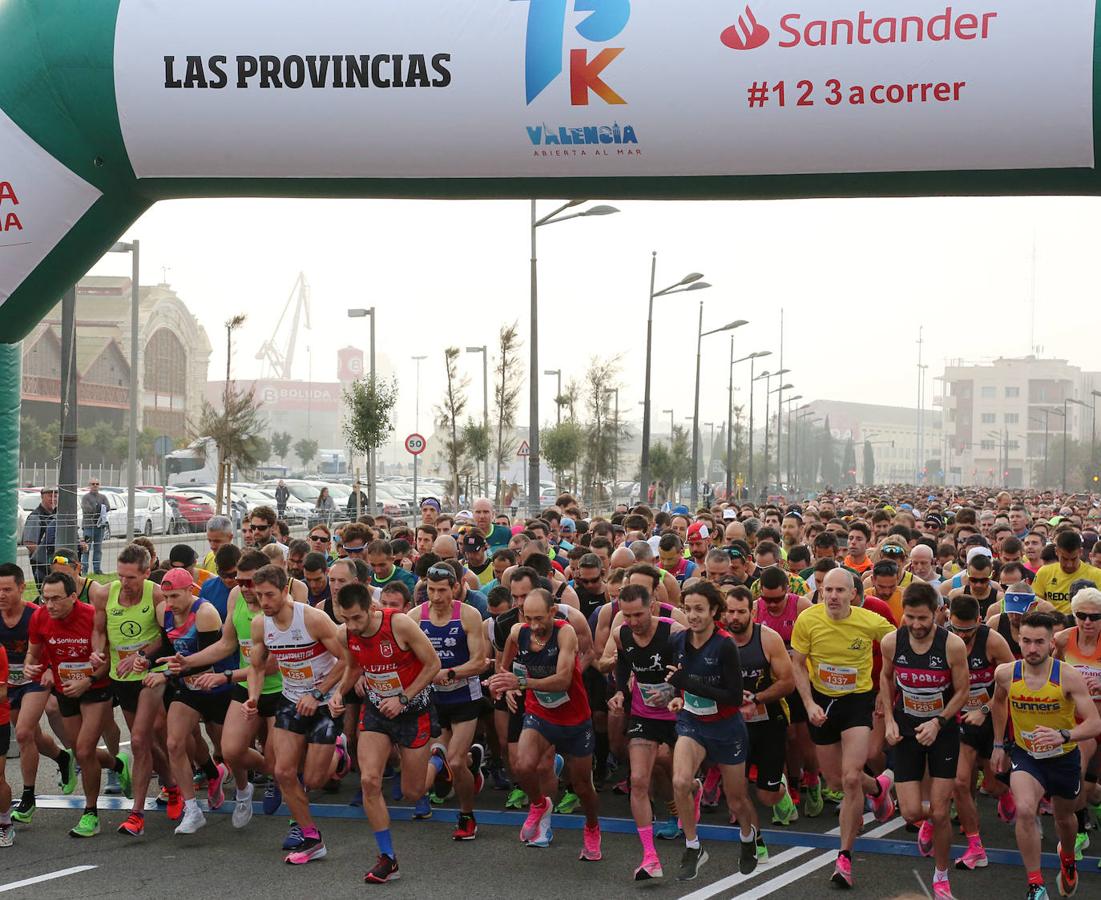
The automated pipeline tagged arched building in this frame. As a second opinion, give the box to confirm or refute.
[21,277,212,439]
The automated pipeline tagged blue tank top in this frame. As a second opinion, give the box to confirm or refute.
[0,604,35,687]
[671,627,739,722]
[419,600,481,704]
[165,599,233,694]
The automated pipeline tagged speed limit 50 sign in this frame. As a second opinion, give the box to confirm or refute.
[405,433,426,456]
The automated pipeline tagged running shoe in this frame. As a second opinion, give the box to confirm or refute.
[0,823,14,848]
[932,879,953,899]
[469,742,485,795]
[174,804,206,835]
[334,734,352,779]
[282,821,305,851]
[263,781,283,815]
[11,795,34,825]
[578,823,602,861]
[117,812,145,837]
[822,786,845,805]
[555,791,581,814]
[771,786,799,826]
[1057,855,1078,897]
[1073,832,1089,861]
[489,764,511,791]
[364,853,400,883]
[527,798,554,847]
[997,791,1018,824]
[232,786,255,829]
[505,787,528,809]
[155,785,170,807]
[165,786,184,822]
[116,753,133,798]
[207,762,228,811]
[701,767,722,809]
[804,781,824,818]
[739,833,759,875]
[654,817,681,840]
[678,778,703,831]
[413,796,433,819]
[285,835,327,865]
[1026,885,1050,900]
[57,748,76,795]
[453,812,478,841]
[429,791,445,805]
[634,857,663,881]
[69,811,100,838]
[521,797,552,842]
[105,770,122,795]
[676,846,708,881]
[954,842,989,870]
[917,819,934,857]
[756,835,770,864]
[430,742,454,800]
[870,773,896,823]
[830,854,853,889]
[612,778,630,796]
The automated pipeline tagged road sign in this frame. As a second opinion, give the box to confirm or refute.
[154,435,174,457]
[516,440,530,457]
[405,433,426,456]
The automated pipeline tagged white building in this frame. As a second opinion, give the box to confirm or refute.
[937,355,1100,488]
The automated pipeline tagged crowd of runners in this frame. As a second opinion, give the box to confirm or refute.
[1,488,1100,898]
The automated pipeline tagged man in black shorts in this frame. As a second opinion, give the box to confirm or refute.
[880,582,969,900]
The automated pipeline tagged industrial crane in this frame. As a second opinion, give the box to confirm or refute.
[255,272,311,379]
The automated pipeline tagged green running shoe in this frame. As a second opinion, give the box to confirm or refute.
[116,752,133,800]
[69,811,100,838]
[555,791,580,814]
[771,787,799,826]
[821,787,844,805]
[803,781,824,818]
[58,748,77,795]
[10,795,34,825]
[755,836,770,864]
[1073,831,1089,861]
[505,788,528,809]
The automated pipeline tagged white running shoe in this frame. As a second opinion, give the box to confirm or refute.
[174,804,207,835]
[232,785,255,829]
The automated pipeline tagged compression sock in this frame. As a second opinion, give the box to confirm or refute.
[375,828,395,859]
[638,824,656,858]
[301,825,320,840]
[1027,870,1044,886]
[428,754,445,775]
[201,759,220,781]
[1076,808,1087,834]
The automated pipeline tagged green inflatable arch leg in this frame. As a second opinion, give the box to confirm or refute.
[0,343,21,562]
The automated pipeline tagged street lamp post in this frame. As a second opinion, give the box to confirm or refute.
[466,346,489,497]
[1091,390,1101,477]
[109,240,140,539]
[767,382,794,491]
[703,422,715,482]
[640,253,711,500]
[1065,397,1088,491]
[529,201,619,517]
[736,350,770,500]
[783,395,803,489]
[411,355,426,524]
[753,368,790,496]
[794,408,815,491]
[347,307,376,513]
[544,369,562,425]
[693,308,746,507]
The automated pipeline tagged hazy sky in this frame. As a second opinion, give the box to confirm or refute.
[90,194,1101,444]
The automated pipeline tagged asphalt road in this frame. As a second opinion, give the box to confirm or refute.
[4,740,1099,900]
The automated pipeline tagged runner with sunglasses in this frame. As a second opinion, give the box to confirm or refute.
[1054,586,1101,864]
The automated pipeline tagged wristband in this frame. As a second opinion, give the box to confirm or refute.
[993,742,1005,750]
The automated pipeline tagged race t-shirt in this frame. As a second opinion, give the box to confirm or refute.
[1032,562,1101,616]
[28,602,109,690]
[791,603,894,697]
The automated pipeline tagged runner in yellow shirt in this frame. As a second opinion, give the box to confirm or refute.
[1032,531,1101,620]
[790,568,896,891]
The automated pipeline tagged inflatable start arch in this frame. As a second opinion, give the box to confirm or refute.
[1,0,1099,548]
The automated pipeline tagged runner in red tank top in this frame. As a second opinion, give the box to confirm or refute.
[333,581,440,885]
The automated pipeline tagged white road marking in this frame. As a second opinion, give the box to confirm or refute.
[0,866,97,893]
[677,812,875,900]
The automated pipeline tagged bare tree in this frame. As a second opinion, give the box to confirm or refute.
[435,347,469,508]
[493,322,523,505]
[580,356,621,503]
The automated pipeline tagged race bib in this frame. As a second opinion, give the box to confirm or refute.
[182,673,208,691]
[116,643,143,663]
[1075,664,1101,700]
[365,669,402,698]
[58,661,94,683]
[963,688,991,712]
[534,689,569,709]
[684,691,718,717]
[435,674,471,693]
[638,680,675,709]
[817,662,858,693]
[740,700,769,723]
[278,659,316,686]
[239,638,252,660]
[901,690,944,718]
[7,663,25,685]
[1020,728,1065,760]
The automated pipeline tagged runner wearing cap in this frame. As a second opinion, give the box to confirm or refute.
[986,585,1057,661]
[685,522,711,570]
[461,531,495,588]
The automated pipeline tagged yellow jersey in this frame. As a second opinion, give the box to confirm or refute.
[791,603,895,697]
[1009,658,1077,758]
[1031,561,1101,615]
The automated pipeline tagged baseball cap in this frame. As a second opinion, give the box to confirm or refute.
[671,504,690,516]
[161,567,195,592]
[965,546,994,564]
[51,548,79,567]
[1002,591,1035,615]
[420,497,442,512]
[687,522,710,541]
[169,543,198,568]
[722,508,737,521]
[560,516,576,533]
[455,509,474,522]
[461,531,487,552]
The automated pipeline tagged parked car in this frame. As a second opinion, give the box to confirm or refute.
[165,493,215,532]
[129,491,171,535]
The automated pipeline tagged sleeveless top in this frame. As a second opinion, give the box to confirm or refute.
[892,625,954,734]
[997,613,1022,659]
[962,625,997,715]
[1009,658,1077,758]
[670,627,740,722]
[263,601,337,702]
[107,579,159,682]
[165,599,233,694]
[233,595,281,695]
[737,623,787,725]
[419,600,481,704]
[754,594,800,647]
[0,603,34,687]
[619,618,677,721]
[348,607,431,712]
[516,620,591,726]
[1064,627,1101,701]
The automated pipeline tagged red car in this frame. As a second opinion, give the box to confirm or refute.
[165,493,215,533]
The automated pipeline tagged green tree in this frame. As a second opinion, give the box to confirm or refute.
[492,322,523,505]
[1035,436,1093,491]
[462,419,491,495]
[863,440,876,486]
[842,436,857,487]
[580,357,622,502]
[342,374,398,491]
[195,383,267,512]
[649,426,692,502]
[294,438,319,469]
[271,430,292,464]
[819,415,840,486]
[435,346,469,508]
[541,421,585,492]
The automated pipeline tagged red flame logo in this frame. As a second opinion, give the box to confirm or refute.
[721,5,770,50]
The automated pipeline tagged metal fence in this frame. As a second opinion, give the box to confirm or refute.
[18,462,162,490]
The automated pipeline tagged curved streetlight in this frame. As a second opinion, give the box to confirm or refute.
[692,311,747,507]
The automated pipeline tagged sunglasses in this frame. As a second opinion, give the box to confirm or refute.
[1075,611,1101,622]
[948,623,980,635]
[576,576,603,586]
[236,577,253,587]
[252,523,271,530]
[427,565,454,579]
[968,576,990,584]
[52,556,74,566]
[310,535,330,542]
[343,545,365,553]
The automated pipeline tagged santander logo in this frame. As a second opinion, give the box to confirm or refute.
[721,5,770,50]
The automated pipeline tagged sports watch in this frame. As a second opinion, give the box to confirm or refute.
[398,693,410,706]
[309,688,326,702]
[1058,728,1072,744]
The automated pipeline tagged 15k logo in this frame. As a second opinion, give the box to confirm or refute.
[516,0,629,105]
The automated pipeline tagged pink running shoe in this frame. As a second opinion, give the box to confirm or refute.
[701,767,722,808]
[578,824,602,861]
[207,762,228,811]
[932,878,953,899]
[954,842,989,870]
[678,778,703,830]
[869,773,895,823]
[830,854,853,889]
[917,820,934,857]
[633,856,664,881]
[997,792,1017,824]
[521,797,551,843]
